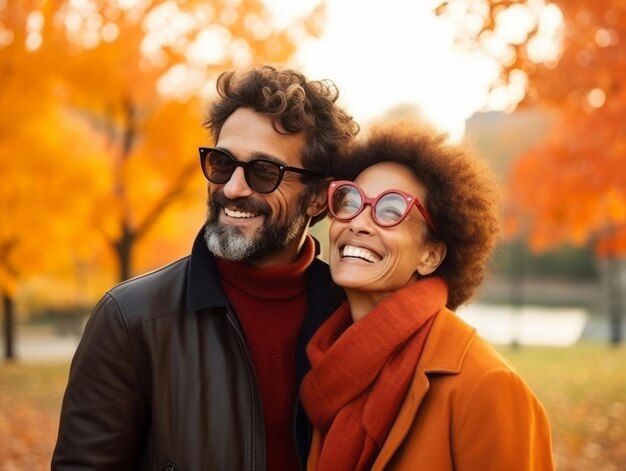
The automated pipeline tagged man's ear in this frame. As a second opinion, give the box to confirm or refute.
[306,179,331,218]
[416,241,447,276]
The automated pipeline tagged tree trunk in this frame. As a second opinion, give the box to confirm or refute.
[509,240,524,349]
[2,291,15,360]
[607,257,624,345]
[115,222,135,282]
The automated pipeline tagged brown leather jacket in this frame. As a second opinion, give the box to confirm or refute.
[52,232,343,470]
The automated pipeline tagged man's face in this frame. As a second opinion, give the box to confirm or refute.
[204,107,320,266]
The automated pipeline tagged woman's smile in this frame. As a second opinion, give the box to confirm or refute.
[340,244,382,263]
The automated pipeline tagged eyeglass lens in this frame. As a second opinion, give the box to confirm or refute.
[331,184,409,226]
[206,150,282,193]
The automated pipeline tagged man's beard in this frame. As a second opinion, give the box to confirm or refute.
[203,189,310,264]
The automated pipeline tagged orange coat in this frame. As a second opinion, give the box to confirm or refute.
[307,307,555,471]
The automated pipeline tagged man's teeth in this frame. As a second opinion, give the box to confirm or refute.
[224,207,258,218]
[342,245,381,263]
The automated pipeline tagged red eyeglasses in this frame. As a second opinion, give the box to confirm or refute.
[328,180,437,232]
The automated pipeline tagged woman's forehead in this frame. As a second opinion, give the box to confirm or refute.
[355,162,425,197]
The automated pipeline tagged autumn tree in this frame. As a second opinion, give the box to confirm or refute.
[0,1,104,359]
[51,0,325,281]
[435,1,626,343]
[1,0,325,359]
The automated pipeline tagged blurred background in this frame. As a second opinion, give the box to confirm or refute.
[1,0,625,469]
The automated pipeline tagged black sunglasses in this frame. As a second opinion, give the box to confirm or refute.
[198,147,321,194]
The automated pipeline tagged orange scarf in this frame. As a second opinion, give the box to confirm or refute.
[301,276,448,471]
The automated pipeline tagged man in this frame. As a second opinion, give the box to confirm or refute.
[52,66,359,470]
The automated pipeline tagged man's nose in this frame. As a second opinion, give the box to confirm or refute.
[222,167,254,199]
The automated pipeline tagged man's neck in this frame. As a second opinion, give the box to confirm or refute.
[251,229,311,268]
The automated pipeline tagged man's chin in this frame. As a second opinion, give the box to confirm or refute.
[204,223,257,261]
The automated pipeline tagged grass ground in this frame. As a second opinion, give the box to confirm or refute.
[497,342,626,470]
[0,342,624,470]
[0,362,69,470]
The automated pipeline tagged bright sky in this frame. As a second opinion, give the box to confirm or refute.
[47,0,561,140]
[262,0,560,140]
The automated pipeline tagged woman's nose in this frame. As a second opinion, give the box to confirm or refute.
[222,167,254,199]
[348,205,376,235]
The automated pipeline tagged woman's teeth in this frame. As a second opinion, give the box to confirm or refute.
[342,245,381,263]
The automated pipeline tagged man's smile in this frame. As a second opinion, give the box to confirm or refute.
[224,207,260,219]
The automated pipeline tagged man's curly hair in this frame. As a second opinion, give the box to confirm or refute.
[337,120,502,309]
[204,66,359,224]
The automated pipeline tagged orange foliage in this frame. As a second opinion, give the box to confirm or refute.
[1,0,323,304]
[507,1,626,256]
[48,0,322,281]
[519,1,625,112]
[438,1,626,257]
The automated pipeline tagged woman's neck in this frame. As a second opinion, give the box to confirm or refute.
[344,289,391,322]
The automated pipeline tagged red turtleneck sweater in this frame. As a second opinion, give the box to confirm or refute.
[215,236,316,470]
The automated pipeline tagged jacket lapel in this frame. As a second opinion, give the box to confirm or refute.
[371,308,477,470]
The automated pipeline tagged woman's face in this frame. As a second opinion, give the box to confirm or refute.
[329,162,444,299]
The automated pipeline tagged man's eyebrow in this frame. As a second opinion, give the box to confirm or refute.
[252,151,287,166]
[215,147,289,166]
[249,151,287,165]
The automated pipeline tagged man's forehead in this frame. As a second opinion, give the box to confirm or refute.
[217,108,307,166]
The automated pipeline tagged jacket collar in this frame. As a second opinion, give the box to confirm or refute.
[419,307,476,374]
[187,228,229,310]
[186,228,343,313]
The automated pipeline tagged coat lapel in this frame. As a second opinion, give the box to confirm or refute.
[371,308,477,470]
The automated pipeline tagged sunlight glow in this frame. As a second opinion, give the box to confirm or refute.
[480,30,516,67]
[263,0,321,28]
[185,27,231,65]
[495,4,536,45]
[100,22,119,42]
[244,12,273,40]
[141,1,197,65]
[595,28,618,48]
[487,69,529,112]
[25,32,42,51]
[158,64,191,98]
[262,0,562,140]
[527,4,564,63]
[25,10,44,51]
[587,88,606,109]
[219,7,239,26]
[62,11,82,34]
[114,0,142,9]
[27,10,45,32]
[0,27,14,47]
[229,38,254,67]
[58,0,107,49]
[271,0,497,139]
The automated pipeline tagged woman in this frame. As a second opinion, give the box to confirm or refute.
[301,121,555,471]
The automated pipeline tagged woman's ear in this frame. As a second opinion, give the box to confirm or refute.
[416,241,447,276]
